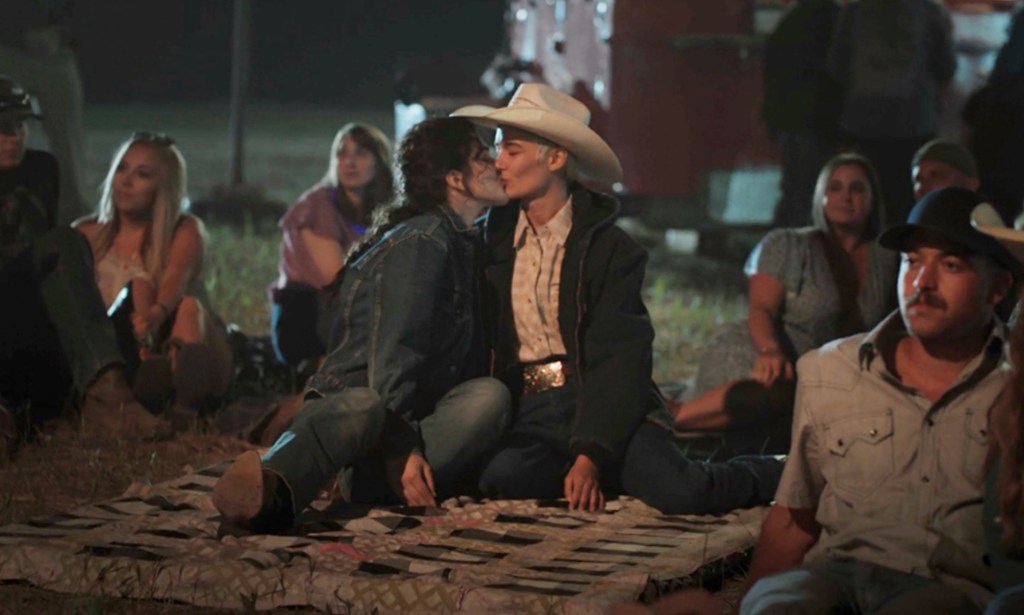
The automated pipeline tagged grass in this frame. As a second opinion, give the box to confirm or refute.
[203,223,280,335]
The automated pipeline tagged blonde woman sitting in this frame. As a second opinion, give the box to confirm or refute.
[74,132,231,429]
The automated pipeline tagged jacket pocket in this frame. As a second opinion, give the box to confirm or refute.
[961,407,989,484]
[823,410,894,499]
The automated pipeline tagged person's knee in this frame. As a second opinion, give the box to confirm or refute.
[175,295,202,324]
[740,569,836,615]
[459,378,511,436]
[294,387,386,443]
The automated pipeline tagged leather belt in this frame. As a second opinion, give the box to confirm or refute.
[522,359,574,395]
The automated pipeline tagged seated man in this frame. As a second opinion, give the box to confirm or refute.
[731,187,1015,614]
[912,139,981,202]
[454,84,784,514]
[0,76,163,456]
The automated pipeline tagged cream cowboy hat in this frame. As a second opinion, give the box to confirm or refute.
[451,83,623,184]
[971,202,1024,268]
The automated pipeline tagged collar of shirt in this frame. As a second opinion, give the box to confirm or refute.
[857,309,1007,398]
[513,196,573,249]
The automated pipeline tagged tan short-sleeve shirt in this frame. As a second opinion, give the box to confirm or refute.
[776,311,1008,602]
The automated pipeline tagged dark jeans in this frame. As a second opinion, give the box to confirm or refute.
[742,559,982,615]
[0,227,120,425]
[262,378,511,515]
[270,283,326,366]
[478,382,785,514]
[773,132,836,228]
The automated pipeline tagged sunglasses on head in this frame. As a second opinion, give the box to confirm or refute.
[131,131,175,146]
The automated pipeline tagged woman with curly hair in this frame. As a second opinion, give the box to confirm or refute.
[213,117,511,535]
[270,123,395,367]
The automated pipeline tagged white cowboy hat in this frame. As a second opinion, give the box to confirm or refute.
[971,202,1024,268]
[451,83,623,184]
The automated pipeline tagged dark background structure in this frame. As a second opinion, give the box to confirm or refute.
[72,0,507,104]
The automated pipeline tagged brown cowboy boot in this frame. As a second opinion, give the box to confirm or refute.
[212,450,294,536]
[80,366,172,439]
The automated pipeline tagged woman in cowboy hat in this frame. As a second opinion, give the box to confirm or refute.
[454,83,784,514]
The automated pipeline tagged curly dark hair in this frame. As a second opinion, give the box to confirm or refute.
[324,116,481,294]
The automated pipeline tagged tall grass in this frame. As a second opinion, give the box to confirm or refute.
[204,223,280,335]
[646,273,747,383]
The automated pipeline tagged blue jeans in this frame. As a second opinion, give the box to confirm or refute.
[987,583,1024,615]
[742,559,982,615]
[262,377,511,515]
[478,383,784,513]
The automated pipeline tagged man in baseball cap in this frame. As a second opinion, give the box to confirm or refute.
[911,139,981,203]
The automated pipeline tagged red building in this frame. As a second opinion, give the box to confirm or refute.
[491,0,1019,227]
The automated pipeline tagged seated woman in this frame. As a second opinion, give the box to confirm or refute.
[269,123,394,367]
[672,153,897,452]
[212,117,511,534]
[74,132,232,428]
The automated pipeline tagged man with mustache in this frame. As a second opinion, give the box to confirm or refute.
[730,186,1018,614]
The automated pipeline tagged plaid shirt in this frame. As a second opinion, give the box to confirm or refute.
[511,197,573,362]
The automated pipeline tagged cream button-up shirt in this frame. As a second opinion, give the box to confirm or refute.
[510,197,573,363]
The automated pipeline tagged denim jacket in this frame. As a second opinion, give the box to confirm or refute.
[305,203,485,456]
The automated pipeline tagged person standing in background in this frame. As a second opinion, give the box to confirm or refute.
[0,0,89,222]
[761,0,843,228]
[828,0,956,227]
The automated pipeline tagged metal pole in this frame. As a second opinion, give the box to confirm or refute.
[228,0,250,186]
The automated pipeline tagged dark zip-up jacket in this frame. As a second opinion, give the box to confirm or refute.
[482,184,666,467]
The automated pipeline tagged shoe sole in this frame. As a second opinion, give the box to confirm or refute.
[212,450,264,527]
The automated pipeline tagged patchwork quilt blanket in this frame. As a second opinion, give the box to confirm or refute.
[0,458,764,613]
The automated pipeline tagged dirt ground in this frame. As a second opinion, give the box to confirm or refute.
[0,422,293,614]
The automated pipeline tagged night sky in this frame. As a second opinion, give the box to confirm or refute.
[73,1,507,104]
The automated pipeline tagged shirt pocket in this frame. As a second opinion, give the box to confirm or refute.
[823,410,894,500]
[961,407,989,484]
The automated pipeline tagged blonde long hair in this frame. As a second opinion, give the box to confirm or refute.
[91,133,189,284]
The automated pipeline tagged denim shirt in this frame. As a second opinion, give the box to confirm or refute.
[305,203,485,455]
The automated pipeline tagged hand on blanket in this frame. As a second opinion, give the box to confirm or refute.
[386,452,437,507]
[565,454,605,511]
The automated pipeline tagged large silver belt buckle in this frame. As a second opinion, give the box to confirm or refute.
[523,360,567,395]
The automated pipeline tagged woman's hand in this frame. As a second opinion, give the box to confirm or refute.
[386,452,437,507]
[751,348,793,387]
[132,303,168,350]
[565,454,605,511]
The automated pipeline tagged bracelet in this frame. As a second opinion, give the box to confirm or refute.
[758,345,781,355]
